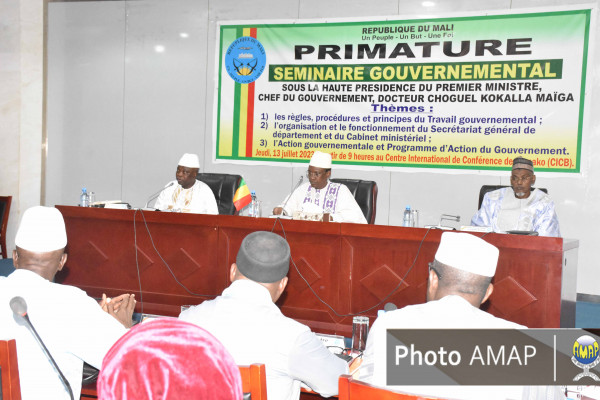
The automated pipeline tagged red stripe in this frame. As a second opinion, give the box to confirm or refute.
[246,83,255,157]
[246,28,257,157]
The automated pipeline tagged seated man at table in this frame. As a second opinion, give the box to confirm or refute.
[0,206,136,400]
[471,156,561,237]
[359,232,564,400]
[272,151,367,224]
[180,231,353,400]
[154,153,218,214]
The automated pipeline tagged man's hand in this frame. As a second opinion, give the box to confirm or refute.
[103,293,136,328]
[100,293,130,313]
[273,207,283,215]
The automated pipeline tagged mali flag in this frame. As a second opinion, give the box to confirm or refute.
[233,178,252,211]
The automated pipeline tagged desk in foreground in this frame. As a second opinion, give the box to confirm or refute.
[55,206,578,334]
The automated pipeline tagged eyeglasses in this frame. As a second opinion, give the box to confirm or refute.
[306,170,324,178]
[428,262,442,279]
[510,174,533,183]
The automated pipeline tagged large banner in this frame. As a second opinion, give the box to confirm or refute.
[214,9,591,172]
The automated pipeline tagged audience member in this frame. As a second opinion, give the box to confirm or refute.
[0,206,135,400]
[98,319,242,400]
[180,231,354,400]
[359,232,538,400]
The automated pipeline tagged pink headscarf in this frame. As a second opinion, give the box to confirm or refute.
[97,319,242,400]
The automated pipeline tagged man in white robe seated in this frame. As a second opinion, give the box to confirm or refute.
[471,157,561,237]
[272,151,367,224]
[358,232,564,400]
[154,153,218,214]
[179,231,355,400]
[0,206,135,400]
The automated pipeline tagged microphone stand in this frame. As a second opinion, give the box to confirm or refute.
[144,182,174,209]
[280,176,304,217]
[10,297,74,400]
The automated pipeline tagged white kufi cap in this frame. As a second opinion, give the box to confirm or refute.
[178,153,200,169]
[15,206,67,252]
[434,232,498,277]
[309,151,332,169]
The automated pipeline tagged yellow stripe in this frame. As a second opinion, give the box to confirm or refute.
[233,185,251,202]
[236,27,253,157]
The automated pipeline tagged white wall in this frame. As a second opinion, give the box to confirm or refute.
[43,0,599,294]
[0,0,44,255]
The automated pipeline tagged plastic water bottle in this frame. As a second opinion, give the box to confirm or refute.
[249,191,258,217]
[80,188,89,207]
[402,205,413,227]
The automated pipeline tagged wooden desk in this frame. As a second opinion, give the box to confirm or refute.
[55,206,578,334]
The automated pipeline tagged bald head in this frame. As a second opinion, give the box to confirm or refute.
[428,260,492,303]
[13,247,67,281]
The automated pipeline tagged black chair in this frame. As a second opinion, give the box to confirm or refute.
[196,173,243,215]
[478,185,548,209]
[0,196,12,259]
[330,179,378,224]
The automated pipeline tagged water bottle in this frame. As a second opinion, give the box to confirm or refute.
[402,205,413,227]
[80,188,89,207]
[249,191,257,217]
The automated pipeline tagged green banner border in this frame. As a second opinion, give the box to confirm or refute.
[215,9,591,173]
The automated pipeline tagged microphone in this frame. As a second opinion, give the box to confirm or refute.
[10,296,74,400]
[280,176,304,217]
[144,182,174,208]
[383,302,397,312]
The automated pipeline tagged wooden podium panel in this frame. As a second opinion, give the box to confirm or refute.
[55,206,577,334]
[56,207,224,315]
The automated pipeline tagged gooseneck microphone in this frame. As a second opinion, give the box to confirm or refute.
[144,181,175,208]
[280,176,304,216]
[10,296,74,400]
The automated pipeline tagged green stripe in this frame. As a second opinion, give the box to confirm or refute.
[575,9,591,173]
[216,25,224,156]
[220,9,589,30]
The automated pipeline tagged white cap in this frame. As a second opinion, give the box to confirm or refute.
[309,151,332,169]
[434,232,498,277]
[178,153,200,169]
[15,206,67,252]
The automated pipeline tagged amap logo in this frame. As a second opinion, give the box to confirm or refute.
[225,36,266,84]
[572,335,600,381]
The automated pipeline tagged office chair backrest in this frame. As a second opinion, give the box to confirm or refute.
[0,339,22,400]
[330,179,378,224]
[196,173,243,215]
[478,185,548,209]
[338,374,445,400]
[0,196,12,259]
[238,364,267,400]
